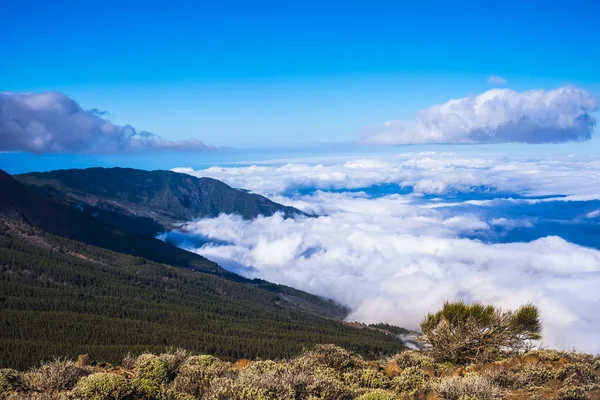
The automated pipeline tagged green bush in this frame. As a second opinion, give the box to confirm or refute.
[183,354,222,368]
[131,377,161,398]
[391,366,427,395]
[134,354,168,384]
[160,387,196,400]
[389,350,434,369]
[70,373,132,400]
[420,301,542,364]
[300,344,365,371]
[355,388,397,399]
[342,368,388,389]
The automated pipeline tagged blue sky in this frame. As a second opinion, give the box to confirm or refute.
[1,0,600,172]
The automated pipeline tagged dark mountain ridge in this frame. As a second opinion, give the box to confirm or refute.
[15,168,306,235]
[0,169,226,276]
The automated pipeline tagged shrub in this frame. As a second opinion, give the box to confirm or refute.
[182,354,221,368]
[389,350,434,369]
[70,373,132,400]
[391,366,427,395]
[134,354,168,384]
[557,385,589,400]
[160,386,196,400]
[4,392,64,400]
[205,359,358,400]
[514,363,558,388]
[432,375,503,400]
[342,368,388,389]
[0,369,21,394]
[158,348,189,379]
[24,358,87,391]
[356,388,397,399]
[131,377,161,398]
[171,356,229,397]
[122,353,136,370]
[304,372,355,400]
[300,344,365,371]
[483,367,519,389]
[278,368,316,398]
[285,363,355,400]
[207,376,295,400]
[526,349,564,362]
[558,363,598,386]
[419,301,542,364]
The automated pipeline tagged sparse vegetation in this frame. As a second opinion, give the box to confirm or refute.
[2,343,598,399]
[68,373,132,400]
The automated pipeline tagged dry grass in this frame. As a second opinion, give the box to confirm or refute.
[22,358,88,391]
[432,374,503,400]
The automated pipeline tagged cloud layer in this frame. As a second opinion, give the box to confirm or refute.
[361,86,598,145]
[0,92,210,153]
[174,152,600,200]
[171,153,600,353]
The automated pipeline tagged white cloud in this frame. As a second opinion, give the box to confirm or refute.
[174,152,600,200]
[171,153,600,353]
[0,92,211,153]
[488,75,507,85]
[172,198,600,353]
[490,218,533,228]
[586,210,600,219]
[360,86,597,145]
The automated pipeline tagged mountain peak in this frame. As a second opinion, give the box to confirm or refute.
[15,167,307,228]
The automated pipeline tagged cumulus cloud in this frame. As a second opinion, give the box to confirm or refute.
[0,91,211,153]
[171,153,600,353]
[361,86,598,145]
[487,75,507,85]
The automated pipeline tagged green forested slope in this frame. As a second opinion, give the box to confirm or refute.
[0,222,403,370]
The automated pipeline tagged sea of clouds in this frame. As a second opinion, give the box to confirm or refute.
[165,151,600,353]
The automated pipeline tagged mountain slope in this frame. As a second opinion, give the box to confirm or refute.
[0,219,404,370]
[15,168,306,232]
[0,169,406,369]
[0,169,345,314]
[0,169,226,276]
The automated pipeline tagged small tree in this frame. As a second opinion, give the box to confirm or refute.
[419,301,542,365]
